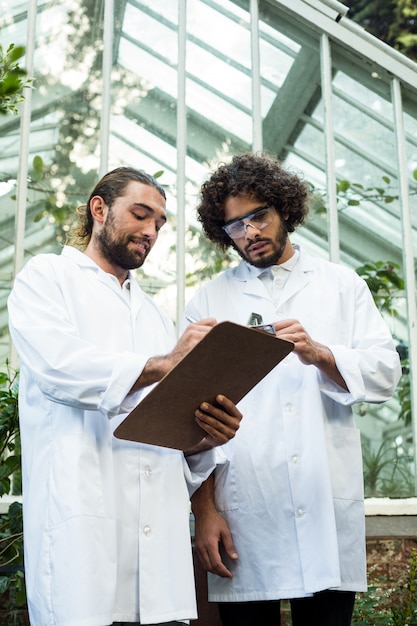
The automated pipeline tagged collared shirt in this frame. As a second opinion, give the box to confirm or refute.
[258,247,300,304]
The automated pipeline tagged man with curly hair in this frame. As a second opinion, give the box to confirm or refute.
[187,152,401,626]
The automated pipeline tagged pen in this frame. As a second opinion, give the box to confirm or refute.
[185,315,198,323]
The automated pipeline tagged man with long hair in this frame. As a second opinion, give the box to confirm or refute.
[8,166,242,626]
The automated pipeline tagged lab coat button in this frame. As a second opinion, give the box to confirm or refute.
[143,525,151,536]
[276,308,284,316]
[285,403,295,415]
[144,466,152,478]
[291,455,300,465]
[296,508,305,518]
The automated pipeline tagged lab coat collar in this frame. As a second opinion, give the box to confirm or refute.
[61,245,146,317]
[234,244,315,303]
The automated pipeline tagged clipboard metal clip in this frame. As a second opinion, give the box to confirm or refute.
[247,312,275,335]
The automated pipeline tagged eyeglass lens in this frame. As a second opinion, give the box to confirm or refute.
[224,206,271,239]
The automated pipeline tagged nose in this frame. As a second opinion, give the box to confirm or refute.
[140,218,159,240]
[244,221,261,239]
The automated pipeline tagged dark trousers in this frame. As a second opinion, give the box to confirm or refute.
[112,622,183,625]
[218,590,356,626]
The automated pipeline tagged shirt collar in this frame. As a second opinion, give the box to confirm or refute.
[249,245,300,281]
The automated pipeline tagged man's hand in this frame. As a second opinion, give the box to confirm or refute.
[186,394,242,455]
[272,318,348,390]
[130,318,217,391]
[192,474,238,578]
[166,317,217,371]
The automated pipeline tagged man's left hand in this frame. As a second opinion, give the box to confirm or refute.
[185,394,242,455]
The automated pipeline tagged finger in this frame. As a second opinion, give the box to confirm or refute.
[198,317,217,326]
[195,543,214,572]
[222,534,239,563]
[186,316,217,329]
[203,546,233,578]
[197,396,242,424]
[195,412,240,445]
[196,424,233,447]
[213,394,242,416]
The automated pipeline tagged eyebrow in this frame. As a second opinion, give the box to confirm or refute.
[132,202,167,224]
[224,204,269,226]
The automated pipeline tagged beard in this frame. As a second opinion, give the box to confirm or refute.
[234,222,289,269]
[96,214,150,270]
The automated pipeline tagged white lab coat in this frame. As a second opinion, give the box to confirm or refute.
[185,246,401,602]
[8,246,215,626]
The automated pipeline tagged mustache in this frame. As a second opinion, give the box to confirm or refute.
[245,237,270,253]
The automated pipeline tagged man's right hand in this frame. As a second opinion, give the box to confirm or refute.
[167,317,217,371]
[130,317,217,391]
[192,473,238,578]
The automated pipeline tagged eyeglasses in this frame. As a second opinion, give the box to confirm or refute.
[222,205,273,240]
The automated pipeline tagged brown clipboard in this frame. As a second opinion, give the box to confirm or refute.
[114,321,294,450]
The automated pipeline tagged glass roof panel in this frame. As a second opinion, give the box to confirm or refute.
[0,0,416,498]
[1,0,416,450]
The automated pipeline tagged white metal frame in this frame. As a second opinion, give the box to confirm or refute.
[7,0,417,509]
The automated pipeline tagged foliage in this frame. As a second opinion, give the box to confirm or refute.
[0,365,20,498]
[0,501,24,607]
[25,155,80,244]
[312,174,414,498]
[397,362,412,426]
[313,172,417,217]
[353,548,417,625]
[0,365,25,612]
[183,223,238,288]
[336,175,410,209]
[362,438,414,498]
[0,44,31,115]
[355,260,405,317]
[346,0,417,62]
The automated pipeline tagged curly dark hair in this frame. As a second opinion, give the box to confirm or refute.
[197,152,311,251]
[66,167,166,250]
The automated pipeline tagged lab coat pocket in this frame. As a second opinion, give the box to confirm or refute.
[325,425,364,501]
[214,459,239,512]
[49,433,106,525]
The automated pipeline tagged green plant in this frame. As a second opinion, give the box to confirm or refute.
[0,364,20,498]
[397,361,412,427]
[390,547,417,625]
[0,364,25,612]
[355,260,405,317]
[362,438,414,498]
[0,44,31,116]
[353,548,417,625]
[0,501,24,603]
[353,583,393,625]
[311,171,417,217]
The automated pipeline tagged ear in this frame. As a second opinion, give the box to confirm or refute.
[89,195,107,224]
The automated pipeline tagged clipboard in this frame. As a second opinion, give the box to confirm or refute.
[114,321,294,450]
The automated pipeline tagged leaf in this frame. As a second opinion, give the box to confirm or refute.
[33,211,46,222]
[337,180,351,192]
[32,155,44,172]
[7,45,25,64]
